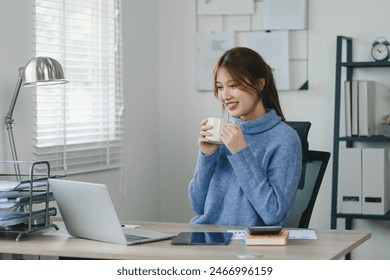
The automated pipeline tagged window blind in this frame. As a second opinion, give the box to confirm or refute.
[33,0,123,174]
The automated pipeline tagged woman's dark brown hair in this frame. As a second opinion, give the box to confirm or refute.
[213,47,285,121]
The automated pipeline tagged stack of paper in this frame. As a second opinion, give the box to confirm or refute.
[0,191,54,209]
[0,180,48,191]
[0,207,57,228]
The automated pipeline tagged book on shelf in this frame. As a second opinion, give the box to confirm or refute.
[245,228,289,246]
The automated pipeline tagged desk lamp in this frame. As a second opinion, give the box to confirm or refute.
[4,57,68,179]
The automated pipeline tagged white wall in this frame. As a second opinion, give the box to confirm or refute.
[118,0,161,221]
[0,0,32,161]
[1,0,390,259]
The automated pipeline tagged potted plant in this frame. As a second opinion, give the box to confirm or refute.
[380,114,390,136]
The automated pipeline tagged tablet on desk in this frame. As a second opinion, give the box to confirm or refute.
[171,232,233,245]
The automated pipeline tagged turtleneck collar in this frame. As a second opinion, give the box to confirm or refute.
[232,109,281,135]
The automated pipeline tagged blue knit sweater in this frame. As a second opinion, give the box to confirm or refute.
[189,109,302,226]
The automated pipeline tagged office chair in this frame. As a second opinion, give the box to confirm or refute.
[284,122,331,228]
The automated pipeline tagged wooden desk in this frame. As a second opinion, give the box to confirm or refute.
[0,221,371,260]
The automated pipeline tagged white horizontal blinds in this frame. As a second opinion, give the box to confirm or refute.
[33,0,123,174]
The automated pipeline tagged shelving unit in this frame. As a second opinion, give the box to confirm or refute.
[0,160,58,241]
[331,35,390,231]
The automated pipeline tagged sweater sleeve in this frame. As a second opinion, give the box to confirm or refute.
[188,150,219,215]
[228,136,302,225]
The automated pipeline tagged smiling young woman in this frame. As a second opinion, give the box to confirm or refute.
[188,47,302,227]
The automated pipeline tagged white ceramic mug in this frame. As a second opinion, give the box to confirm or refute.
[206,117,227,144]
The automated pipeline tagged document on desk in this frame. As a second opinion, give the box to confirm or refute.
[227,229,317,240]
[288,229,317,239]
[227,229,248,240]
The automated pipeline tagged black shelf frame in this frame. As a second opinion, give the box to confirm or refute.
[339,136,390,142]
[341,61,390,68]
[331,36,390,231]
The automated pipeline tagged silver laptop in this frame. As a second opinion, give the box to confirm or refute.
[49,179,175,245]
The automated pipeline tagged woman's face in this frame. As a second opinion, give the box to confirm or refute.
[216,67,265,121]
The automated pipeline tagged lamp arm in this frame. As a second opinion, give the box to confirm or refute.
[6,124,21,179]
[4,67,24,180]
[4,67,24,127]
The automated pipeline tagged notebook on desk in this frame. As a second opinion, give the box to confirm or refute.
[49,179,175,245]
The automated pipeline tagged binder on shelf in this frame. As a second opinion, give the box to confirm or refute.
[362,148,390,215]
[344,80,352,137]
[351,80,359,136]
[338,148,362,214]
[358,80,376,136]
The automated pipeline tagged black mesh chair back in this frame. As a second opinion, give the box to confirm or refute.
[284,122,331,228]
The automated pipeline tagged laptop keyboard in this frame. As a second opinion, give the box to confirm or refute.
[125,234,149,242]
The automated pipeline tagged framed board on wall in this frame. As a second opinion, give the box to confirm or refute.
[196,32,235,91]
[197,0,254,15]
[195,0,308,92]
